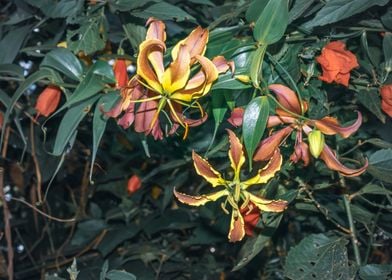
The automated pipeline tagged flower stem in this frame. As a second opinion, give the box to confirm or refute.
[343,195,361,266]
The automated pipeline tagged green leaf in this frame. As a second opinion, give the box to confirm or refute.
[41,48,83,81]
[106,270,137,280]
[368,149,392,184]
[357,89,386,123]
[249,46,266,88]
[100,260,109,280]
[356,184,392,196]
[108,0,157,12]
[212,72,251,90]
[243,96,269,167]
[52,95,100,155]
[97,227,139,257]
[63,61,115,108]
[381,8,392,30]
[0,24,33,64]
[0,64,25,78]
[66,11,107,55]
[122,23,147,52]
[383,33,392,72]
[303,0,390,29]
[359,264,392,280]
[24,0,83,19]
[253,0,288,44]
[289,0,315,23]
[90,92,120,182]
[133,2,195,22]
[365,138,392,149]
[245,0,268,23]
[284,234,351,280]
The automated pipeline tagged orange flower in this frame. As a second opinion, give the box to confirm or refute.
[227,107,244,127]
[113,59,128,88]
[253,84,368,177]
[316,41,359,87]
[127,175,142,195]
[380,84,392,117]
[35,85,62,117]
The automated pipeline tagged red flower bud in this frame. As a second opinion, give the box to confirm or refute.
[114,59,128,88]
[35,85,62,117]
[127,175,142,195]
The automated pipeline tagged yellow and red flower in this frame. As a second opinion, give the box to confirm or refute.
[174,129,287,242]
[316,41,359,87]
[107,18,232,139]
[253,84,368,177]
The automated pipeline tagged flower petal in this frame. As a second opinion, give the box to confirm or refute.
[146,18,166,42]
[172,26,208,62]
[162,44,191,94]
[319,144,368,177]
[246,192,288,212]
[227,107,244,127]
[245,150,282,187]
[269,84,302,116]
[314,111,362,138]
[290,142,310,166]
[227,129,245,181]
[228,209,245,242]
[35,85,62,117]
[137,39,165,93]
[253,126,293,162]
[173,188,228,206]
[134,99,158,133]
[192,151,225,187]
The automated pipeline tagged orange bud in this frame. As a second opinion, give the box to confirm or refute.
[35,85,62,117]
[114,59,128,88]
[127,175,141,195]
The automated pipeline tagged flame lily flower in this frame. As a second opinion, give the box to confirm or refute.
[108,18,232,139]
[253,84,368,177]
[174,130,287,242]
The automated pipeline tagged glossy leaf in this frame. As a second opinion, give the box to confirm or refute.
[249,46,266,88]
[253,0,289,44]
[303,0,390,29]
[0,24,33,64]
[106,270,137,280]
[52,95,100,155]
[368,149,392,184]
[243,96,269,168]
[63,61,115,108]
[245,0,268,23]
[132,2,195,22]
[0,64,24,78]
[41,48,83,81]
[357,89,385,123]
[90,92,120,181]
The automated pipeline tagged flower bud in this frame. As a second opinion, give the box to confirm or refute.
[235,75,251,84]
[127,175,142,195]
[308,130,325,158]
[35,85,62,118]
[113,59,128,88]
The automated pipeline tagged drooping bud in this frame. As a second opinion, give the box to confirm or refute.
[113,59,128,88]
[127,175,142,195]
[235,75,251,84]
[308,130,325,158]
[35,85,62,118]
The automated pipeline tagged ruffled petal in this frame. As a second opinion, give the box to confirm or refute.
[192,151,225,187]
[319,144,368,177]
[253,126,293,162]
[246,192,288,212]
[228,209,245,242]
[314,111,362,138]
[227,129,245,181]
[173,188,228,206]
[269,84,302,116]
[244,150,282,187]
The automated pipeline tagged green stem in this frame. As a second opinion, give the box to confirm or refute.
[266,52,304,114]
[343,195,361,266]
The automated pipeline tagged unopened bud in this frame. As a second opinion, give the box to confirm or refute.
[235,75,251,84]
[308,130,324,158]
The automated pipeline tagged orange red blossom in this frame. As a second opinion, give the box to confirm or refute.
[107,18,232,140]
[174,129,287,242]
